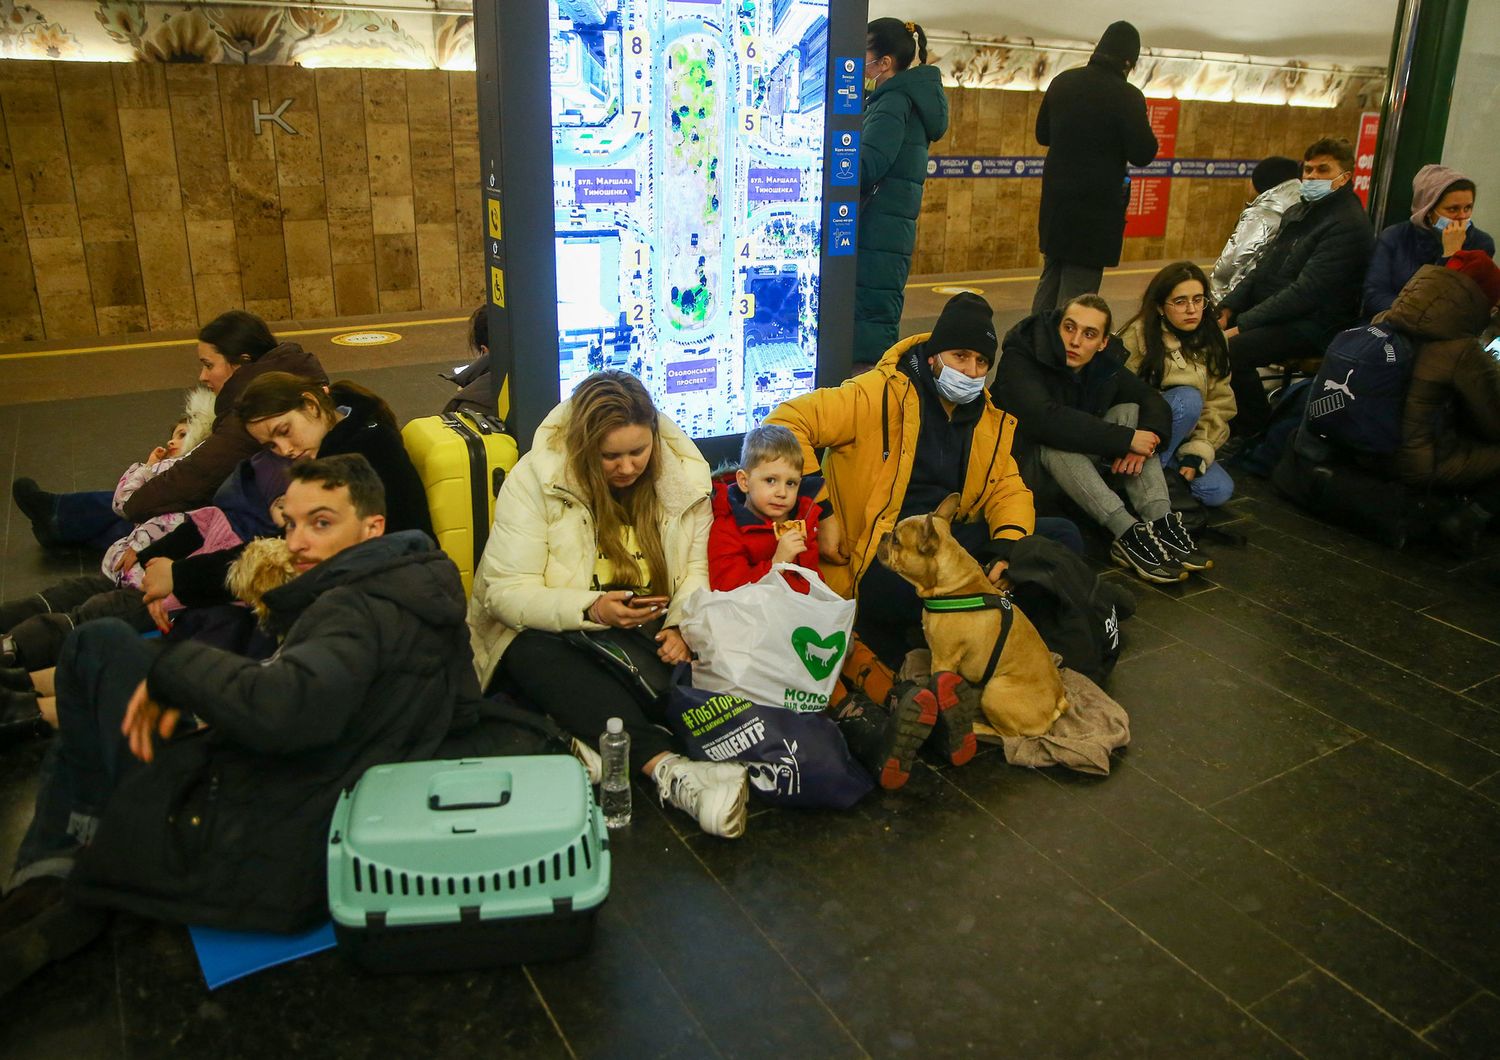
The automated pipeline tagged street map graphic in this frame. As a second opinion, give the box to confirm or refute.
[550,0,830,438]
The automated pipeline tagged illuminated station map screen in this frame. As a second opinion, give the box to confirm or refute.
[549,0,830,438]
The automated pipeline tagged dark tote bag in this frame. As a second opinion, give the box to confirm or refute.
[668,670,872,810]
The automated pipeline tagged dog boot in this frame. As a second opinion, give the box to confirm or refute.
[927,671,979,767]
[868,681,936,791]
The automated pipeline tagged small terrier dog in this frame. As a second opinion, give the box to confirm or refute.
[226,537,299,625]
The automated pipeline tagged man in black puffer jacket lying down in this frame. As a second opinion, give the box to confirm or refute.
[0,453,481,997]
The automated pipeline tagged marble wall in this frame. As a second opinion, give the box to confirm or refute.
[911,89,1368,277]
[0,59,484,341]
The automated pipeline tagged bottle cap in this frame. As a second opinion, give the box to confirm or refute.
[606,717,624,734]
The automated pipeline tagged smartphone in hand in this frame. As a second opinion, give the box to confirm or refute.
[626,594,670,610]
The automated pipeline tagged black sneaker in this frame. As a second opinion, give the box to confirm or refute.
[1151,512,1213,571]
[11,479,61,549]
[1110,523,1187,584]
[0,877,109,998]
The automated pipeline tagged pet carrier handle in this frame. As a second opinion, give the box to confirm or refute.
[426,766,513,811]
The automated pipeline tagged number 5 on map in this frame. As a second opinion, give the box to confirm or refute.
[742,111,761,135]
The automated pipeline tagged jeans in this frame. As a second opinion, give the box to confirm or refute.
[1227,323,1326,437]
[10,620,157,890]
[54,491,133,552]
[1039,403,1171,539]
[1030,257,1105,315]
[1161,386,1236,507]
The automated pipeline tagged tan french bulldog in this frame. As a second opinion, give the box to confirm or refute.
[876,494,1069,738]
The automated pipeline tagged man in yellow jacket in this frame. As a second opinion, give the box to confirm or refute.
[767,293,1036,665]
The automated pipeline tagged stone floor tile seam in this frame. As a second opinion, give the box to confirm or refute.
[110,925,131,1060]
[1250,960,1447,1044]
[1416,988,1485,1041]
[1418,609,1500,652]
[673,824,872,1059]
[1198,736,1365,814]
[522,965,580,1060]
[931,767,1309,1054]
[1097,764,1485,1009]
[1182,590,1500,730]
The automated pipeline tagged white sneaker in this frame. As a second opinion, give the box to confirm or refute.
[652,756,749,838]
[570,738,602,785]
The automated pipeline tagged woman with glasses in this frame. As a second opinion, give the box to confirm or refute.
[1118,261,1237,508]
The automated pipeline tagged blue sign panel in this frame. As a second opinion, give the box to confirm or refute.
[926,155,1262,180]
[828,201,856,256]
[832,55,861,114]
[830,129,859,187]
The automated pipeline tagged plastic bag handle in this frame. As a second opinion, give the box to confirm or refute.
[763,562,845,602]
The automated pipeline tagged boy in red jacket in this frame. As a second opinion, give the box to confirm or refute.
[709,425,823,590]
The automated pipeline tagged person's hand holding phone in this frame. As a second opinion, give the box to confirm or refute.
[588,590,667,629]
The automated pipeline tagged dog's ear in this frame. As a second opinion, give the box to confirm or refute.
[934,493,960,524]
[918,515,939,554]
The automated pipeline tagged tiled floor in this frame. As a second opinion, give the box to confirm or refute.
[3,269,1500,1057]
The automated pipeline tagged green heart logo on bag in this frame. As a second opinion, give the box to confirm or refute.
[791,627,847,681]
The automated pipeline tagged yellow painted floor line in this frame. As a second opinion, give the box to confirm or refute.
[904,266,1167,291]
[0,315,471,362]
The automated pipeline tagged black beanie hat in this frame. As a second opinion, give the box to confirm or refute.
[1251,155,1301,194]
[1094,21,1141,67]
[927,292,997,362]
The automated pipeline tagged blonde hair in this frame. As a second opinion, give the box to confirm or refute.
[565,372,668,595]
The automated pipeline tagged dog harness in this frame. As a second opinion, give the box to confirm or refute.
[921,593,1015,686]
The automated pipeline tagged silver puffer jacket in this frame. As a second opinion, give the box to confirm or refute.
[1210,179,1304,301]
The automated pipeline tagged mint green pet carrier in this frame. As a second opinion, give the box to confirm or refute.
[327,756,610,971]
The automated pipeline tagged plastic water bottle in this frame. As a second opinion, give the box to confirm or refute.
[599,717,632,829]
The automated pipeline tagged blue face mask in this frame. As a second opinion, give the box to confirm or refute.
[1435,216,1454,230]
[933,359,987,405]
[1301,178,1335,202]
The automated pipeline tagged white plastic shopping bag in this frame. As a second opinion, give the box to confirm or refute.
[678,564,857,712]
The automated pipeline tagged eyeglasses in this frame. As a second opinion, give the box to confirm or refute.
[1165,295,1207,310]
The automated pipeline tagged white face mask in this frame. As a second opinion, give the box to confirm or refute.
[933,360,986,405]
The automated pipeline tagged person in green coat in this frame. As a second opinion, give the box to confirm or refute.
[855,18,949,368]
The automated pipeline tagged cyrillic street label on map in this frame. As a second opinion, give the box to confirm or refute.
[575,170,638,204]
[666,358,718,394]
[748,168,801,202]
[830,131,859,187]
[828,202,856,257]
[833,56,861,114]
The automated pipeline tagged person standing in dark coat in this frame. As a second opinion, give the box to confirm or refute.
[0,454,479,995]
[855,18,949,367]
[1219,137,1376,437]
[1030,21,1158,315]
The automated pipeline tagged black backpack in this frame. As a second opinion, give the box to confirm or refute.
[1304,323,1416,455]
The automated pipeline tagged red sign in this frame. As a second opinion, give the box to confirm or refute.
[1353,111,1380,208]
[1125,98,1180,239]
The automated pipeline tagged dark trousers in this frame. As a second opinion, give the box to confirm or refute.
[54,491,133,552]
[497,630,675,775]
[11,620,156,888]
[1227,323,1327,438]
[854,520,1082,668]
[1030,257,1105,315]
[5,577,151,671]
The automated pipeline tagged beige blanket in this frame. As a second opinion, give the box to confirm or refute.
[900,651,1130,776]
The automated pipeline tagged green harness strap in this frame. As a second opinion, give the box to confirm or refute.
[920,593,1016,685]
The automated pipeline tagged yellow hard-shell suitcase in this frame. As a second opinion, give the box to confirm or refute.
[401,412,518,595]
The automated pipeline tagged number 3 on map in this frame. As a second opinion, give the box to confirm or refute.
[735,294,755,318]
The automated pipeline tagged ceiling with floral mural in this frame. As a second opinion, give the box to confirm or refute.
[1,0,475,69]
[0,0,1385,109]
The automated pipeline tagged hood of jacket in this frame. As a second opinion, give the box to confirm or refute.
[870,63,948,142]
[1250,178,1303,216]
[179,387,217,455]
[262,530,462,637]
[528,397,711,519]
[215,342,329,425]
[1377,265,1495,343]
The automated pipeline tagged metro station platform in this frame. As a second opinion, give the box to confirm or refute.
[1,265,1498,1057]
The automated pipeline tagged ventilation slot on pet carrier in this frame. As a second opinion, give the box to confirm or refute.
[462,876,472,895]
[492,872,502,892]
[567,845,577,877]
[523,865,531,887]
[353,857,364,892]
[416,876,425,896]
[582,833,593,871]
[384,869,394,894]
[400,872,410,896]
[367,861,379,894]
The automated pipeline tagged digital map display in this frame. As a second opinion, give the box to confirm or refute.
[549,0,830,438]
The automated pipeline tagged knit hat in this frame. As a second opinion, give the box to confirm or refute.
[1446,250,1500,306]
[1251,156,1301,194]
[1410,163,1474,228]
[927,292,998,362]
[1093,21,1141,67]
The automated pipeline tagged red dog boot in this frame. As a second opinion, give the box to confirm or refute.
[928,671,978,767]
[874,680,938,790]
